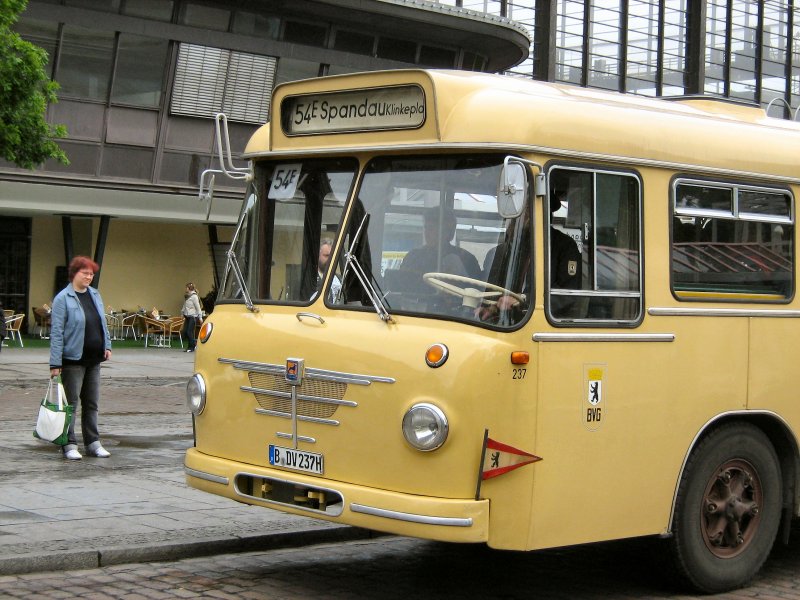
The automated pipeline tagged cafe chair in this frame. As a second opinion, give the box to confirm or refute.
[4,314,24,347]
[166,316,185,349]
[142,316,169,348]
[120,313,139,340]
[105,312,122,341]
[31,307,51,339]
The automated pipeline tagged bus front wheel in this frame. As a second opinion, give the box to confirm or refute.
[669,422,782,593]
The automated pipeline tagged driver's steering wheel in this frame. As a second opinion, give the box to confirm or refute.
[422,272,526,309]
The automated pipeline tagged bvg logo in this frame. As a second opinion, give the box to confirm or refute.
[583,365,606,431]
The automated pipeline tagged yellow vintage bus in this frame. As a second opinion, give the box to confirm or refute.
[185,69,800,593]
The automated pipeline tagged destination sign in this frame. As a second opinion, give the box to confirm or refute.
[282,85,425,135]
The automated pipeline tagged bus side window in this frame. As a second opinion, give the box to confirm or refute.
[547,167,642,325]
[671,182,794,300]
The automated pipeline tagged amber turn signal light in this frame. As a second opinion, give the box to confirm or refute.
[199,321,213,344]
[510,351,529,365]
[425,343,449,368]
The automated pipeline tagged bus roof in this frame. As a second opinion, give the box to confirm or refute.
[244,69,800,182]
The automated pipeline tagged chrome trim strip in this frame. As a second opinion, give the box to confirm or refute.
[256,408,340,426]
[184,466,229,485]
[533,333,675,342]
[220,358,395,385]
[649,307,800,318]
[276,431,316,443]
[551,289,641,298]
[305,368,395,386]
[242,142,800,186]
[241,386,358,408]
[350,503,473,527]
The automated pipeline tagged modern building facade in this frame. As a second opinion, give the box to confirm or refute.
[0,0,529,323]
[2,0,799,330]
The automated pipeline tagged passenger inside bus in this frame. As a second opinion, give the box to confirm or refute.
[317,238,342,302]
[400,206,481,280]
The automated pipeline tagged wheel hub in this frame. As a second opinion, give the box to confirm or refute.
[701,459,762,558]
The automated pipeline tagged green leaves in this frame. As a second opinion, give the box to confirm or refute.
[0,0,69,169]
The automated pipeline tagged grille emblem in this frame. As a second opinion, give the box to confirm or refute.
[286,358,304,386]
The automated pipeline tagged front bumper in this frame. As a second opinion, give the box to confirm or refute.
[185,448,489,543]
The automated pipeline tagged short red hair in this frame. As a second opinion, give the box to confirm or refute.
[68,255,100,281]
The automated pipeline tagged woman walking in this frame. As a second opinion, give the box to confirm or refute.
[181,283,202,353]
[49,256,112,460]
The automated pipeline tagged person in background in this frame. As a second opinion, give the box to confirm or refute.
[181,283,202,353]
[317,239,342,302]
[49,256,112,460]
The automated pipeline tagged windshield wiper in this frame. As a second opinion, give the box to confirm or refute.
[226,248,257,312]
[339,213,393,323]
[222,193,258,312]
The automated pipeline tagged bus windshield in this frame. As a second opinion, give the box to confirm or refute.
[221,153,533,328]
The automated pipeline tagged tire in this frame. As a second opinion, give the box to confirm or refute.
[669,422,782,593]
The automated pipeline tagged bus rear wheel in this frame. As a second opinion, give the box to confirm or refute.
[669,422,781,593]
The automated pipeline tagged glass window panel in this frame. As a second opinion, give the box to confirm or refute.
[283,20,327,47]
[547,168,642,323]
[222,158,355,304]
[672,184,793,300]
[42,141,99,175]
[159,151,210,185]
[675,184,733,214]
[730,72,757,101]
[462,51,485,71]
[50,100,105,141]
[181,3,230,31]
[333,30,374,55]
[165,116,213,151]
[376,37,417,63]
[112,34,168,107]
[100,146,154,179]
[232,11,280,38]
[275,57,320,85]
[122,0,174,21]
[739,190,791,218]
[15,17,58,78]
[57,25,115,100]
[106,107,158,146]
[419,46,456,68]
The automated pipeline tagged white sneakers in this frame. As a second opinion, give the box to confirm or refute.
[63,442,111,459]
[64,447,82,460]
[86,441,111,458]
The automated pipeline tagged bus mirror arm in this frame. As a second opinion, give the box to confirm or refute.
[196,113,253,206]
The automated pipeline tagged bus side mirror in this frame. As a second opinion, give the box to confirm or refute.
[497,161,527,219]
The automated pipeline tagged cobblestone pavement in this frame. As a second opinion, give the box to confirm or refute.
[4,532,800,599]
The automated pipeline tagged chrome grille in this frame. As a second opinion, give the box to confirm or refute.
[247,372,346,419]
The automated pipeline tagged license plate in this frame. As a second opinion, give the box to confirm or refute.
[269,445,324,475]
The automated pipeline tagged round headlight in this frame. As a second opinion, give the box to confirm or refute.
[402,403,449,451]
[186,374,206,415]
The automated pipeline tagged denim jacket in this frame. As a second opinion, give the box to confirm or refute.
[49,284,111,368]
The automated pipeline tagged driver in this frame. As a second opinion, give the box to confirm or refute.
[400,206,481,280]
[477,204,532,323]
